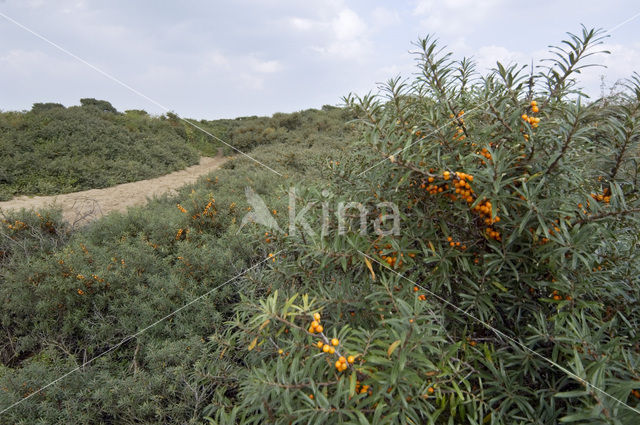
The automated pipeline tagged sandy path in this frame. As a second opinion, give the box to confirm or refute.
[0,156,227,225]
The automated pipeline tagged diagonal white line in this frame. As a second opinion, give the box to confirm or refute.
[358,250,640,416]
[357,101,489,177]
[608,10,640,33]
[0,250,284,416]
[1,4,639,421]
[0,11,282,176]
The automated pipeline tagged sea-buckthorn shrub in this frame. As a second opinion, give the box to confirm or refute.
[0,208,70,268]
[0,106,354,423]
[0,100,201,200]
[216,27,640,424]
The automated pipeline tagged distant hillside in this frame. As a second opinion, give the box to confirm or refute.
[0,99,200,201]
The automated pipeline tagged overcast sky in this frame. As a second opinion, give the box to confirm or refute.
[1,0,639,119]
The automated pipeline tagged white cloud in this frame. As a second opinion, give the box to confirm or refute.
[413,0,504,35]
[578,43,640,96]
[199,51,230,71]
[474,45,532,72]
[194,51,282,91]
[371,7,401,28]
[250,58,283,73]
[0,49,81,77]
[287,3,371,60]
[465,42,640,98]
[289,17,314,31]
[332,9,366,41]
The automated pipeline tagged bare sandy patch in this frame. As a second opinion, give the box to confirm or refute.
[0,156,227,226]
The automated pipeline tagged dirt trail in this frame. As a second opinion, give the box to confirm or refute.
[0,156,227,225]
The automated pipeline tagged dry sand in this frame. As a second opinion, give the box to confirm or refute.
[0,156,227,225]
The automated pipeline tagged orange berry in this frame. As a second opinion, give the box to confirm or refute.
[413,286,419,292]
[347,355,355,363]
[316,325,324,333]
[317,341,324,348]
[329,346,335,354]
[331,338,339,346]
[309,394,314,399]
[313,312,321,321]
[323,345,330,353]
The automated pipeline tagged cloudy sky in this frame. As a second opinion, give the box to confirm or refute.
[1,0,639,119]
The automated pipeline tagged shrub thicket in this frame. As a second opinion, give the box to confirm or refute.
[1,26,639,424]
[0,100,200,201]
[0,106,354,424]
[203,27,640,424]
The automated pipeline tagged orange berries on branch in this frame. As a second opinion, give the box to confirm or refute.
[355,382,372,396]
[590,187,611,204]
[308,312,357,373]
[530,100,539,113]
[477,147,492,165]
[550,289,573,301]
[446,236,466,249]
[522,101,541,127]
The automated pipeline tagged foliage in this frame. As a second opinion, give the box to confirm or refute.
[1,26,639,425]
[206,27,640,424]
[0,100,199,200]
[0,106,354,424]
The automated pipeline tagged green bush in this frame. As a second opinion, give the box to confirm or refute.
[1,26,638,424]
[208,27,640,424]
[0,106,352,424]
[0,100,200,200]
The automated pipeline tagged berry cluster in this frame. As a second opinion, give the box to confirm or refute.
[472,199,501,241]
[419,170,502,242]
[308,312,356,373]
[423,171,475,203]
[449,110,466,141]
[477,147,492,165]
[551,290,572,301]
[413,286,427,301]
[355,381,372,396]
[522,100,541,128]
[446,236,467,250]
[452,172,475,203]
[590,188,611,204]
[2,219,27,231]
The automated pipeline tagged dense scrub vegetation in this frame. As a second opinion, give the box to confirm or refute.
[1,26,639,424]
[0,107,356,423]
[0,99,201,201]
[207,27,640,424]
